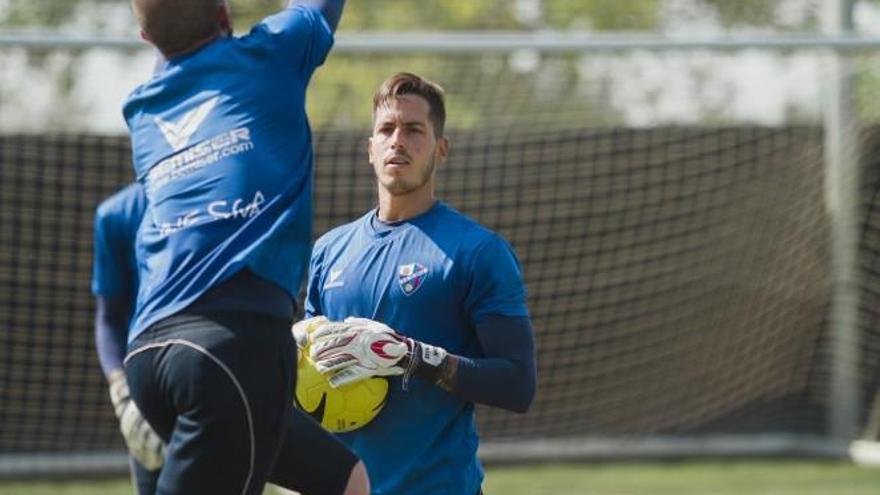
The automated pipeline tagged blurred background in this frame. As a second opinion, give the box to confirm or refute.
[3,0,880,493]
[7,0,880,133]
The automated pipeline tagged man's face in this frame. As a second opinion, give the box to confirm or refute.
[369,95,448,196]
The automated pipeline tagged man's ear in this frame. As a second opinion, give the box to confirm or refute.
[367,137,375,164]
[218,3,233,35]
[139,30,151,43]
[435,137,449,164]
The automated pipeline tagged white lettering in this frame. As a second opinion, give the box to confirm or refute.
[208,191,265,220]
[230,127,250,142]
[158,209,200,237]
[146,127,255,194]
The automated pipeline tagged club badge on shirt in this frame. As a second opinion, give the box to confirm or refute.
[398,263,428,296]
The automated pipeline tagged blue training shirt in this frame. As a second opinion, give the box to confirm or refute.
[305,201,529,495]
[91,182,146,304]
[91,183,147,376]
[123,5,333,341]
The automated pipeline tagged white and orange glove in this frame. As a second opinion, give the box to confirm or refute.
[307,317,448,389]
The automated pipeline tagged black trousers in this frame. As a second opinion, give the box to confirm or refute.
[126,312,295,495]
[126,312,360,495]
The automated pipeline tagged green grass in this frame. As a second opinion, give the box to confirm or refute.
[0,461,877,495]
[483,461,880,495]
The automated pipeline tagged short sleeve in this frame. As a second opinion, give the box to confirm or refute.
[304,242,325,318]
[463,234,529,324]
[91,207,130,298]
[253,5,334,74]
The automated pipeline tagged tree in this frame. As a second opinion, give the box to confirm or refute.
[0,0,833,132]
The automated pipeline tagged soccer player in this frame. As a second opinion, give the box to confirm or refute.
[302,72,538,494]
[92,183,365,495]
[121,1,368,493]
[92,182,162,494]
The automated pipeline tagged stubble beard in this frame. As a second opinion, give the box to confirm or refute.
[382,154,436,197]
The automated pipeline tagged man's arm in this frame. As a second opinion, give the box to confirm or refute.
[289,0,346,32]
[95,296,166,472]
[435,315,536,413]
[94,296,130,378]
[308,315,538,413]
[92,187,163,471]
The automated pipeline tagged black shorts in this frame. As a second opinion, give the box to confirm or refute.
[125,312,295,495]
[269,408,359,495]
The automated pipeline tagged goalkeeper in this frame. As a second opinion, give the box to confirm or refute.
[93,183,367,495]
[120,0,369,493]
[301,72,537,495]
[92,182,161,494]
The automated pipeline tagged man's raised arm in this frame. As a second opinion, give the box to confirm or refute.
[290,0,346,32]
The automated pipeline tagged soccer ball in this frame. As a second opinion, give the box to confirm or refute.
[294,352,389,433]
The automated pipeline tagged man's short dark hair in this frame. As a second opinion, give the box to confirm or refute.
[131,0,223,57]
[373,72,446,138]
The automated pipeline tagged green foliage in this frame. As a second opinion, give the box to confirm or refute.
[701,0,780,27]
[0,0,826,32]
[699,0,820,30]
[856,60,880,124]
[544,0,661,31]
[339,0,519,31]
[0,0,81,27]
[229,0,284,30]
[0,0,847,131]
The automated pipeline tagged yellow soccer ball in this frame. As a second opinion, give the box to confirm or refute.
[294,352,389,433]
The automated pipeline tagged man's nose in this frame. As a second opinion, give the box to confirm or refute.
[389,128,406,149]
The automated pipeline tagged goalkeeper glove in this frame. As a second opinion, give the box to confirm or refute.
[292,316,359,348]
[292,316,330,352]
[309,317,450,389]
[108,370,165,471]
[292,316,362,360]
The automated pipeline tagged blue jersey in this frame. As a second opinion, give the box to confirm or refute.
[91,182,147,308]
[123,5,333,341]
[305,201,529,495]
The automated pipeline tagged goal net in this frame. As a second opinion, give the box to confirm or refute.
[1,42,880,473]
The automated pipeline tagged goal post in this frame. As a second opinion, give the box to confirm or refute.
[823,0,862,442]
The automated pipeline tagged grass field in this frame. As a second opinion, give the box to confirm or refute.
[0,461,877,495]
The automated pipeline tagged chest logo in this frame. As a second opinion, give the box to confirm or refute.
[324,268,344,289]
[155,96,219,152]
[398,263,428,296]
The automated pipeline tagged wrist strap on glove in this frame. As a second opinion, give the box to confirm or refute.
[402,340,450,391]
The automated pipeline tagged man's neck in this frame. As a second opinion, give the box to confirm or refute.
[162,31,225,60]
[377,187,435,222]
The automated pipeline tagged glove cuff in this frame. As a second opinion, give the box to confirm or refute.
[402,339,449,390]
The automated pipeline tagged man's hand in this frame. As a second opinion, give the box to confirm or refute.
[108,370,165,471]
[309,317,449,389]
[292,316,363,361]
[309,317,410,387]
[292,316,331,349]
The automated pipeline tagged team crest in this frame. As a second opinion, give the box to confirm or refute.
[398,263,428,296]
